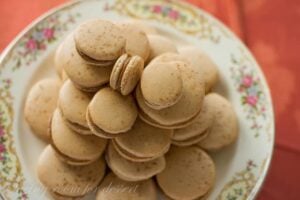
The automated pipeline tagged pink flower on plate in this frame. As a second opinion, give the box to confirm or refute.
[43,28,54,39]
[246,95,258,106]
[0,127,4,137]
[26,39,37,50]
[168,10,179,20]
[242,75,253,87]
[0,144,6,153]
[152,5,162,13]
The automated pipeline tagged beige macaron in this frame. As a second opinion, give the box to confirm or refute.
[119,19,158,35]
[141,62,183,110]
[179,46,219,92]
[74,19,125,66]
[54,42,64,78]
[58,80,92,135]
[118,22,150,61]
[96,173,157,200]
[136,61,205,127]
[60,34,112,92]
[50,109,107,165]
[147,35,178,60]
[198,93,239,151]
[37,145,106,198]
[110,54,144,95]
[25,78,61,142]
[156,146,215,200]
[172,130,209,147]
[87,87,138,136]
[106,142,166,182]
[113,118,173,162]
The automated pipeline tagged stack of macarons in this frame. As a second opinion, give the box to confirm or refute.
[24,18,239,200]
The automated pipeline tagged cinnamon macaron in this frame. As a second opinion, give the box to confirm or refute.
[50,109,107,165]
[25,78,61,142]
[119,19,158,35]
[147,35,178,60]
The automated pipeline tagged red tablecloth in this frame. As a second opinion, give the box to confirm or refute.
[1,0,300,199]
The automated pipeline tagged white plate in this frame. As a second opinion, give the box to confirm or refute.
[0,0,275,199]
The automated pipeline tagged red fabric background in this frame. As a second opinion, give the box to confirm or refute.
[1,0,300,199]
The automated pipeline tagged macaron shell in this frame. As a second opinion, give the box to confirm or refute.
[24,78,61,142]
[88,87,138,134]
[37,145,106,197]
[96,173,157,200]
[147,35,178,60]
[54,150,95,166]
[110,54,128,91]
[179,47,219,92]
[172,130,209,147]
[106,142,166,182]
[156,146,215,200]
[119,19,158,35]
[51,109,107,162]
[50,191,83,200]
[74,19,125,61]
[114,118,173,158]
[136,62,205,126]
[62,34,112,91]
[54,42,64,78]
[149,52,188,65]
[198,93,239,151]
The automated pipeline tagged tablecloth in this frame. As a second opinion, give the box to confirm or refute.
[1,0,300,199]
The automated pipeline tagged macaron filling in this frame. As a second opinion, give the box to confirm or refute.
[71,80,106,93]
[172,130,209,147]
[77,47,117,67]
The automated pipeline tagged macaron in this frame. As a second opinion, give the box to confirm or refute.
[119,19,158,35]
[136,61,205,127]
[172,130,209,147]
[147,35,178,60]
[118,22,150,61]
[24,78,61,142]
[37,145,106,198]
[179,46,219,92]
[110,54,144,95]
[156,146,215,200]
[141,62,183,110]
[96,173,157,200]
[87,87,138,136]
[54,42,64,78]
[149,52,188,65]
[106,142,166,182]
[113,118,173,162]
[60,34,112,92]
[198,93,239,151]
[74,19,125,66]
[58,80,92,135]
[50,109,107,166]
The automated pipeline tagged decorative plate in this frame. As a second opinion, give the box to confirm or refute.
[0,0,275,199]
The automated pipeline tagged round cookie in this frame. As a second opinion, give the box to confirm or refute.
[141,62,183,110]
[136,61,205,126]
[50,109,107,165]
[172,130,209,147]
[113,118,173,162]
[110,54,144,95]
[198,93,239,151]
[58,80,92,135]
[25,78,61,142]
[156,146,215,200]
[54,42,64,78]
[60,34,112,92]
[179,46,219,92]
[106,142,166,181]
[147,35,178,60]
[87,87,138,135]
[96,173,157,200]
[37,145,106,198]
[119,19,158,35]
[74,19,125,65]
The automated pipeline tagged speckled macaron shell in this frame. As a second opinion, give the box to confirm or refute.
[74,19,125,62]
[58,80,92,135]
[198,93,239,151]
[61,34,112,92]
[172,130,209,147]
[156,146,216,200]
[96,173,157,200]
[25,78,61,142]
[147,35,178,60]
[118,19,158,35]
[179,46,219,93]
[118,22,150,61]
[106,142,166,182]
[113,118,173,160]
[173,95,214,141]
[141,62,183,110]
[136,61,205,126]
[87,87,138,134]
[50,109,107,164]
[110,54,144,96]
[37,145,106,198]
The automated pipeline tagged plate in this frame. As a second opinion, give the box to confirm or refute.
[0,0,275,199]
